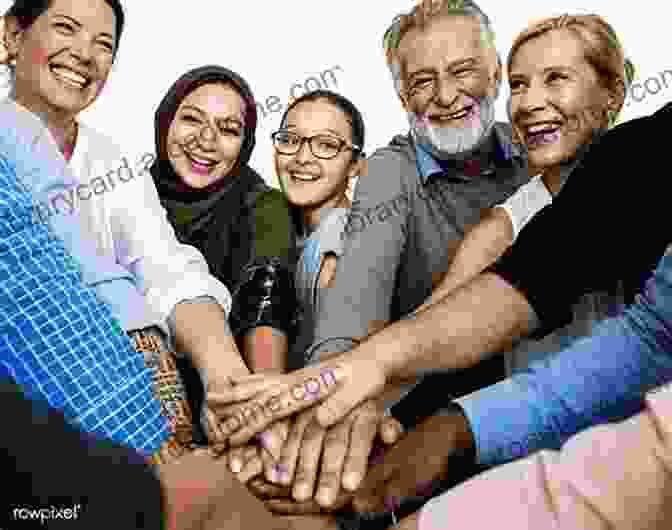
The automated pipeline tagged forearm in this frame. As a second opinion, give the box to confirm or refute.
[241,326,289,374]
[416,210,514,314]
[355,273,537,381]
[173,300,249,381]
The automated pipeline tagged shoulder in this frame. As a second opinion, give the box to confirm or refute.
[367,133,416,174]
[358,134,418,201]
[77,122,124,161]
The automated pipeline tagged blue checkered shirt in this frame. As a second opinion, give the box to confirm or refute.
[0,154,169,455]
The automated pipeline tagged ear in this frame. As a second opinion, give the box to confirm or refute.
[347,156,367,180]
[490,53,503,98]
[3,17,24,62]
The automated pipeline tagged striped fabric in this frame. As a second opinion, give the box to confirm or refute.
[0,155,170,455]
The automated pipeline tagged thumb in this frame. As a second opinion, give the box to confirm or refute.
[379,416,404,445]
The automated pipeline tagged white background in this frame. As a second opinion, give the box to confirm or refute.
[1,1,669,188]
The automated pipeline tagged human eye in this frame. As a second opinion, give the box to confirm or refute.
[547,71,569,84]
[53,21,75,35]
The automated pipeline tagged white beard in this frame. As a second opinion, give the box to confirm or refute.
[410,95,497,160]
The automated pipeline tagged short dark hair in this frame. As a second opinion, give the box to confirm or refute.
[6,0,125,55]
[280,89,366,159]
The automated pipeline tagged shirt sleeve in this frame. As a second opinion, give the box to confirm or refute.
[109,160,232,334]
[307,150,411,362]
[494,174,552,241]
[457,246,672,466]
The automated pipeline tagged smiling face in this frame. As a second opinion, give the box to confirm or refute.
[275,99,359,210]
[396,14,500,155]
[6,0,117,122]
[166,82,245,189]
[508,28,612,173]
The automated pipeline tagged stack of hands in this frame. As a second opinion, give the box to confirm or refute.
[197,357,476,517]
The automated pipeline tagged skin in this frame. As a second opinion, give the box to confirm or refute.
[5,0,252,449]
[275,98,359,229]
[397,14,500,137]
[230,100,402,511]
[508,28,621,193]
[414,28,626,315]
[207,13,511,513]
[4,0,116,149]
[166,82,244,189]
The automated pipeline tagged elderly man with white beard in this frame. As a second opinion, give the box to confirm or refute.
[307,0,529,430]
[223,0,531,516]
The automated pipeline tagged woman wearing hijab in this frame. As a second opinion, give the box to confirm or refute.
[150,66,299,430]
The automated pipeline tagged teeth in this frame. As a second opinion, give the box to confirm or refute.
[527,123,560,134]
[51,67,88,87]
[188,154,215,166]
[291,172,320,181]
[434,108,470,122]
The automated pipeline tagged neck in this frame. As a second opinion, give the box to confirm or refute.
[303,192,351,231]
[10,91,77,155]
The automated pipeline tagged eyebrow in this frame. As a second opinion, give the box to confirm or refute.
[181,105,242,125]
[53,14,115,42]
[509,65,579,79]
[284,125,348,138]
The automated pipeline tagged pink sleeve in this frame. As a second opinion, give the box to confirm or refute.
[418,383,672,530]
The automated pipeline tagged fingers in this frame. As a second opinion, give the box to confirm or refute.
[221,371,342,446]
[292,418,327,502]
[237,453,264,484]
[379,416,404,445]
[351,443,401,513]
[202,405,227,445]
[341,403,379,492]
[277,410,315,486]
[315,416,353,507]
[265,491,353,515]
[228,446,247,473]
[247,477,292,499]
[258,421,290,462]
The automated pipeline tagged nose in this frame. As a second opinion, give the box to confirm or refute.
[295,138,313,163]
[196,123,218,151]
[434,76,459,108]
[69,35,94,64]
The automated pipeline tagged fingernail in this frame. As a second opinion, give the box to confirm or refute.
[293,482,312,501]
[230,459,243,473]
[384,495,401,511]
[343,471,361,491]
[316,487,334,507]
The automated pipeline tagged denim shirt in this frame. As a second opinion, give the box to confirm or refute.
[458,245,672,466]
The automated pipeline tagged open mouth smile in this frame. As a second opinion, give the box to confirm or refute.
[289,171,321,182]
[430,105,475,123]
[524,121,563,146]
[49,64,92,90]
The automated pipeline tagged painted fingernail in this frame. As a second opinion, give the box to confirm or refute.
[230,458,243,473]
[384,495,401,511]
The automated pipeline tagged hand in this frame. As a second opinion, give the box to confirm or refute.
[157,450,293,530]
[255,402,403,513]
[352,408,476,514]
[207,355,389,446]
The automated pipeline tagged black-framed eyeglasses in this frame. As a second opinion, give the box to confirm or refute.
[271,131,361,160]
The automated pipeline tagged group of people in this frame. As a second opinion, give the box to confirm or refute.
[2,0,672,529]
